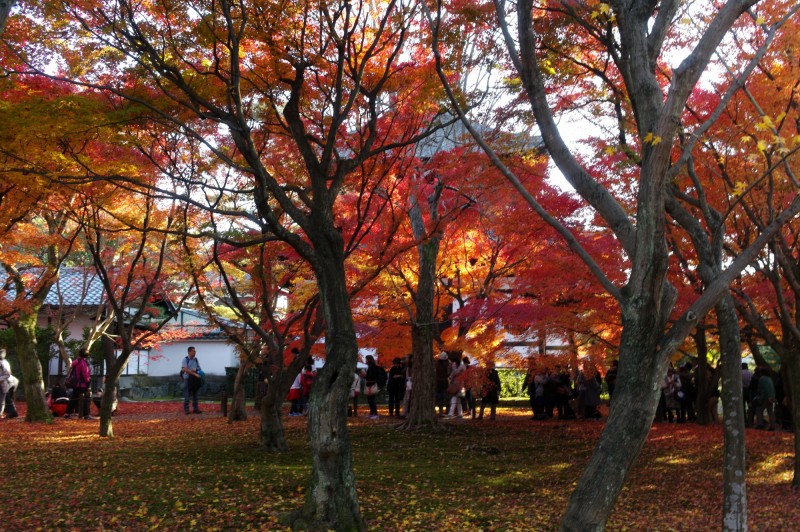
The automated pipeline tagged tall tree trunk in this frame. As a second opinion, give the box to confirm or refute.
[717,292,747,530]
[400,199,441,430]
[228,363,248,422]
[560,297,669,531]
[287,246,363,531]
[12,313,49,422]
[694,324,713,425]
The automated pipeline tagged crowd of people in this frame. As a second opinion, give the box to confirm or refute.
[652,361,789,431]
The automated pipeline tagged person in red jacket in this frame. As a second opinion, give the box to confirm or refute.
[65,348,94,420]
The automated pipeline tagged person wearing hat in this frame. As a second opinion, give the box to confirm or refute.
[0,348,19,419]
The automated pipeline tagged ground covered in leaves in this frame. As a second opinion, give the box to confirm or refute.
[1,401,797,530]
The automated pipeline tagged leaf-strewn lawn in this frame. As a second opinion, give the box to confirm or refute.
[1,401,797,530]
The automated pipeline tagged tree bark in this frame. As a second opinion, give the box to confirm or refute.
[260,392,288,452]
[399,197,442,430]
[693,324,714,425]
[716,292,747,530]
[560,301,669,531]
[12,313,50,422]
[228,363,248,422]
[99,357,128,437]
[287,242,364,531]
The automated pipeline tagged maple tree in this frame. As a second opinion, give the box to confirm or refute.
[0,76,116,422]
[74,188,194,438]
[7,0,448,527]
[185,234,326,450]
[426,0,800,528]
[703,13,800,485]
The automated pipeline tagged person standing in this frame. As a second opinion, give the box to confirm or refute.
[478,361,501,420]
[65,348,94,420]
[299,358,317,415]
[364,355,380,419]
[605,360,618,403]
[399,356,413,419]
[181,346,203,415]
[754,366,776,431]
[446,356,466,418]
[741,363,754,426]
[0,349,19,419]
[387,357,405,417]
[348,369,364,417]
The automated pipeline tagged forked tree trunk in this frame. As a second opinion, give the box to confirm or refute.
[285,247,363,531]
[12,314,50,422]
[716,292,747,529]
[228,363,248,422]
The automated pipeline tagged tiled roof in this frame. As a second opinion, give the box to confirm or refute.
[0,267,106,307]
[43,268,106,307]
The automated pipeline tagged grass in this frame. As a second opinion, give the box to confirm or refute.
[1,401,797,530]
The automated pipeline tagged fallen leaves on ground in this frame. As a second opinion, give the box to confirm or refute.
[0,402,796,530]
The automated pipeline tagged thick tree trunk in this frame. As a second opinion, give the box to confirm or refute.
[287,247,363,531]
[260,392,288,452]
[99,362,127,437]
[12,314,50,422]
[228,363,248,422]
[560,300,669,531]
[716,292,747,530]
[98,387,117,437]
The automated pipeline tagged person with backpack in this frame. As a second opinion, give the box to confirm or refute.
[65,348,94,420]
[181,346,203,415]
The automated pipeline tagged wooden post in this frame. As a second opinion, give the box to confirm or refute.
[221,390,228,417]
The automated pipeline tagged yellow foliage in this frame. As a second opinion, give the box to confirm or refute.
[643,132,662,146]
[732,181,748,197]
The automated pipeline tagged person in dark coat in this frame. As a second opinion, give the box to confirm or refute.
[387,357,405,417]
[582,368,602,420]
[364,355,381,419]
[478,361,502,420]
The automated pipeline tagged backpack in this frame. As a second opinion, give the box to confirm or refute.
[65,367,77,388]
[376,365,388,389]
